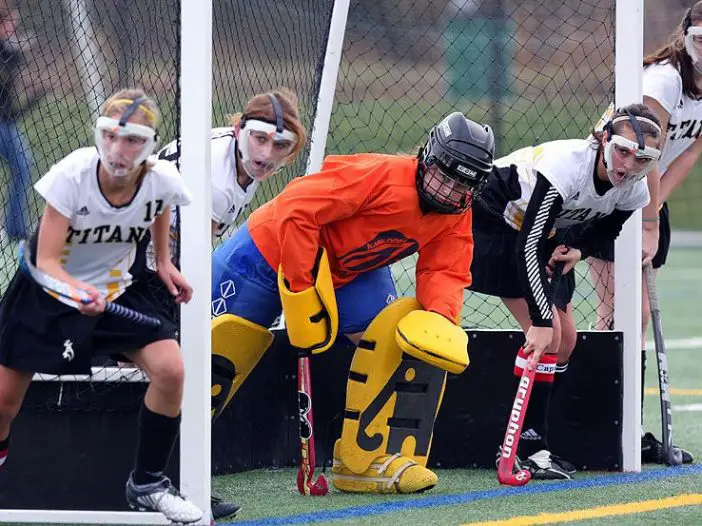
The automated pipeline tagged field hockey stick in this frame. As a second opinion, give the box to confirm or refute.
[19,241,162,329]
[497,262,564,486]
[297,349,329,496]
[643,264,683,466]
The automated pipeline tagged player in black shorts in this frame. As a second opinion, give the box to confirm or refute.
[469,104,662,480]
[0,88,202,522]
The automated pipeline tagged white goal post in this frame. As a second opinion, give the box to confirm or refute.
[615,0,644,473]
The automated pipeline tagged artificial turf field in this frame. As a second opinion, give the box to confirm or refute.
[211,247,702,525]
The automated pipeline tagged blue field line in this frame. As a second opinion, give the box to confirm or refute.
[225,464,702,525]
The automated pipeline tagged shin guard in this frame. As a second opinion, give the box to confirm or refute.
[334,298,446,493]
[513,347,557,455]
[211,314,274,420]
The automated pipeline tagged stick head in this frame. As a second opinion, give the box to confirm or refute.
[297,469,329,496]
[497,467,532,486]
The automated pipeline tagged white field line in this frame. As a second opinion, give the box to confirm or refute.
[645,336,702,350]
[673,404,702,412]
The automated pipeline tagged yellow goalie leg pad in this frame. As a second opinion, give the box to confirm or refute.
[332,439,438,494]
[336,297,446,493]
[395,310,469,374]
[211,314,273,420]
[278,247,338,354]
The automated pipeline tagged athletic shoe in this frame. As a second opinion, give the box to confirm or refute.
[641,432,694,464]
[211,495,241,520]
[126,472,203,524]
[520,450,573,480]
[550,453,577,475]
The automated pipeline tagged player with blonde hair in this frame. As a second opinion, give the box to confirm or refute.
[0,88,202,522]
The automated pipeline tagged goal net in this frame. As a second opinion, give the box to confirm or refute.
[328,0,615,331]
[0,0,334,519]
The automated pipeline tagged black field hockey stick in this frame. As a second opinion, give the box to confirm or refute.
[19,241,162,329]
[643,264,682,466]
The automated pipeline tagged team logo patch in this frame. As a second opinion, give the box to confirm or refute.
[337,230,419,274]
[219,280,236,298]
[62,339,75,361]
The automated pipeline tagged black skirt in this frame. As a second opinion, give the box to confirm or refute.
[0,270,178,375]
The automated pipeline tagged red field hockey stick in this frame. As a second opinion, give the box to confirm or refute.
[497,262,564,486]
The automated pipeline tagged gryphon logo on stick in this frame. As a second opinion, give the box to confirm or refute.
[501,375,530,458]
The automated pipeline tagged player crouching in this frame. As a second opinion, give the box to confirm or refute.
[209,112,495,494]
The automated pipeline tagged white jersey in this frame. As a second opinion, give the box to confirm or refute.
[33,148,192,302]
[157,127,260,237]
[490,139,650,230]
[643,62,702,174]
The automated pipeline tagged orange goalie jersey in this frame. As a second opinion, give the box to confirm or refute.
[247,153,474,322]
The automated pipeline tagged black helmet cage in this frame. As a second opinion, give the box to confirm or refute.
[418,113,495,214]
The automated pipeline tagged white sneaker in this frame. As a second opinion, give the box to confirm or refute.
[125,473,203,524]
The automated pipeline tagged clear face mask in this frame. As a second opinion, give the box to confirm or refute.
[94,116,157,177]
[603,134,661,188]
[685,26,702,73]
[237,119,297,181]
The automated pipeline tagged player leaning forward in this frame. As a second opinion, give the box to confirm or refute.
[210,112,494,493]
[0,89,203,522]
[470,103,663,479]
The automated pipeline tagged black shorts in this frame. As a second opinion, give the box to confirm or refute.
[0,271,179,375]
[581,202,670,269]
[469,208,575,311]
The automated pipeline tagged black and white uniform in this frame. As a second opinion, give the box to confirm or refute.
[157,127,260,238]
[589,63,702,267]
[0,148,192,375]
[470,139,649,326]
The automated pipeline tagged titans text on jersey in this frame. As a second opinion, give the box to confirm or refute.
[484,139,649,232]
[33,148,192,303]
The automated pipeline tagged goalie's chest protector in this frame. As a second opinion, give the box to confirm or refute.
[33,148,191,298]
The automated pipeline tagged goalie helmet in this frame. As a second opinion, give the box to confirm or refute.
[418,112,495,214]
